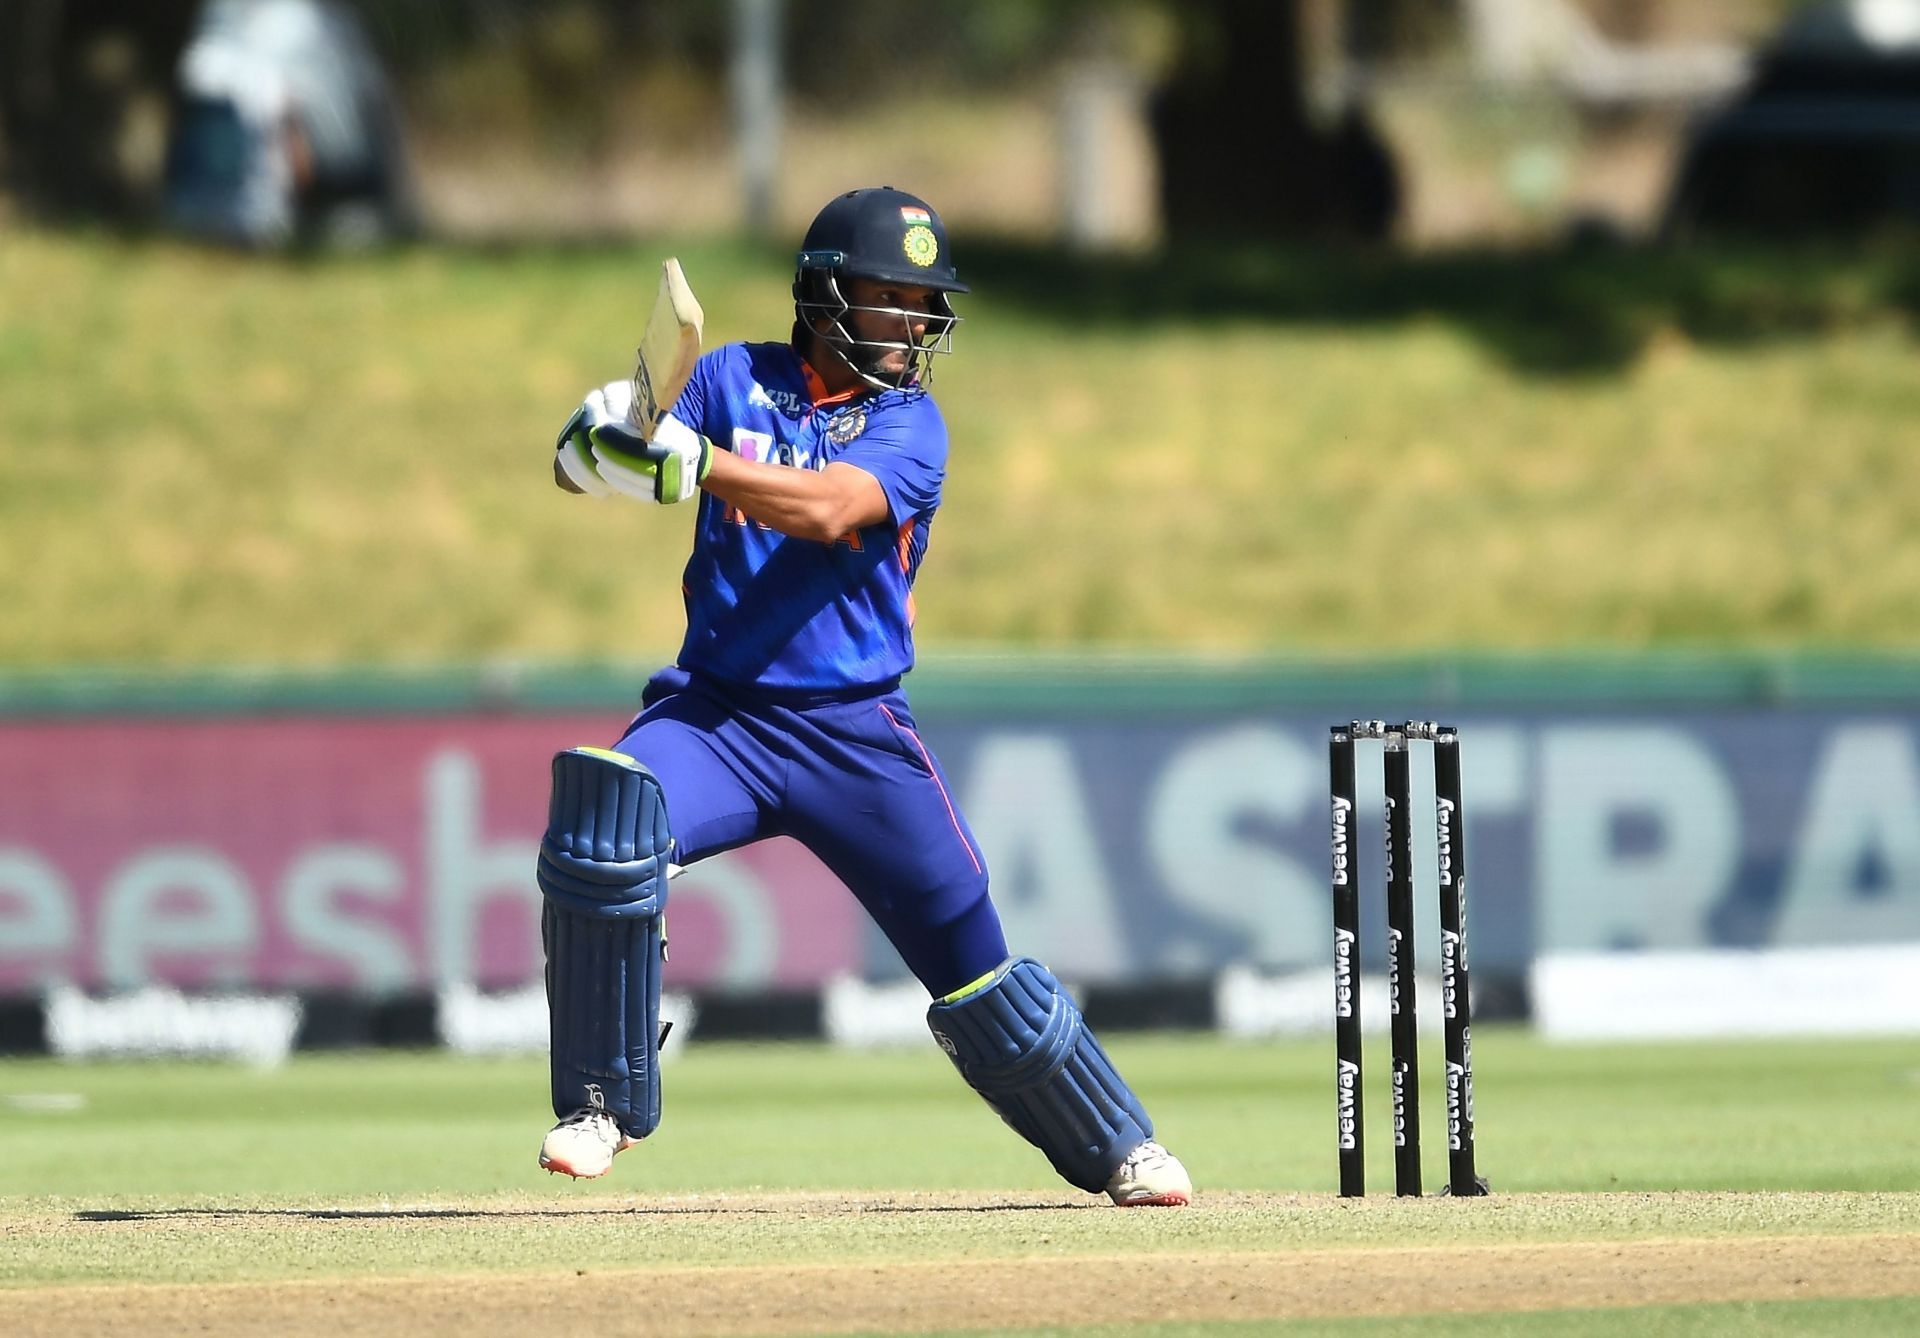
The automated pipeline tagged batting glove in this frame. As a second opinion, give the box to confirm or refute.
[590,411,713,505]
[555,406,614,497]
[553,383,632,499]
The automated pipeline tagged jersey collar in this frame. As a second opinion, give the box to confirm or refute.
[792,348,867,411]
[789,335,917,410]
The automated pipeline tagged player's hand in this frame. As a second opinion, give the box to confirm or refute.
[552,383,630,499]
[590,411,713,505]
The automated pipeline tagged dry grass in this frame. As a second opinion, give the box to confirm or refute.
[2,229,1916,667]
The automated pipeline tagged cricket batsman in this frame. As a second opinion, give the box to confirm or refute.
[537,186,1191,1207]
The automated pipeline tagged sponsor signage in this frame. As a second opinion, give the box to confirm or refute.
[0,717,860,993]
[3,709,1919,993]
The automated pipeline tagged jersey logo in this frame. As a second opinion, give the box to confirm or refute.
[827,408,867,445]
[732,427,775,462]
[725,428,778,528]
[748,382,805,415]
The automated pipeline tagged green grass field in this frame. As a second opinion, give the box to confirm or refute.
[3,229,1918,667]
[2,1031,1916,1334]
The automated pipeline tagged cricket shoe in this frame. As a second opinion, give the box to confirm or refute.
[1106,1139,1193,1207]
[538,1108,638,1179]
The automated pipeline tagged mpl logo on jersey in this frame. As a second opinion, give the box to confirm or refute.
[747,382,805,416]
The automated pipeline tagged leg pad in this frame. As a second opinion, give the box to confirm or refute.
[539,747,670,1139]
[927,957,1152,1193]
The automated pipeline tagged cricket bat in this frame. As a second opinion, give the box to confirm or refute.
[629,258,705,439]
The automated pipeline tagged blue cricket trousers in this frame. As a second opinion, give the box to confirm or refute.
[614,667,1008,996]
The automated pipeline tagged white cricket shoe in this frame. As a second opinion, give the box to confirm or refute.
[1106,1139,1193,1207]
[538,1108,636,1179]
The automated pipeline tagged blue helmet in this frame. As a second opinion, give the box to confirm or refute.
[794,187,966,390]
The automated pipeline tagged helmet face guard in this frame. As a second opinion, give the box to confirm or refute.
[795,257,960,391]
[791,187,969,392]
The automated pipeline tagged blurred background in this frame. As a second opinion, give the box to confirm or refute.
[2,0,1918,1061]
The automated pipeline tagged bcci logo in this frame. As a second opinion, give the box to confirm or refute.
[902,224,938,267]
[827,407,867,444]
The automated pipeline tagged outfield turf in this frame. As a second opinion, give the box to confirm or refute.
[1,1031,1916,1333]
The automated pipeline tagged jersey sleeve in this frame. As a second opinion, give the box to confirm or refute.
[835,397,948,525]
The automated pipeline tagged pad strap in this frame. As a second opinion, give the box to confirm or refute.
[927,957,1152,1193]
[538,747,670,1138]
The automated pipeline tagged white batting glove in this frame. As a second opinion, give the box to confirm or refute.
[555,405,615,497]
[553,380,639,499]
[590,412,713,505]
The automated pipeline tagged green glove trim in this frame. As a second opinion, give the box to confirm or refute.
[587,424,658,476]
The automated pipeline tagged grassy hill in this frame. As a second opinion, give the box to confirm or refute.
[2,228,1916,668]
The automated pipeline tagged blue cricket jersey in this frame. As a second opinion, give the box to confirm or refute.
[662,341,946,692]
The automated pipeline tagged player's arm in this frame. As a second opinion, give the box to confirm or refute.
[701,451,889,543]
[565,387,888,537]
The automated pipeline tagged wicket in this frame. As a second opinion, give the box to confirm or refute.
[1329,720,1488,1198]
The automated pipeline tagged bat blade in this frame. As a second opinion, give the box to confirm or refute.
[629,257,705,439]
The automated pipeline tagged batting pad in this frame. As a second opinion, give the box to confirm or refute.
[927,957,1153,1193]
[537,747,671,1139]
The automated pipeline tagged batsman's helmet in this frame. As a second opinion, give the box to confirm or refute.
[794,186,966,390]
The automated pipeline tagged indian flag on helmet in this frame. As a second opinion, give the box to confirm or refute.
[900,206,932,223]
